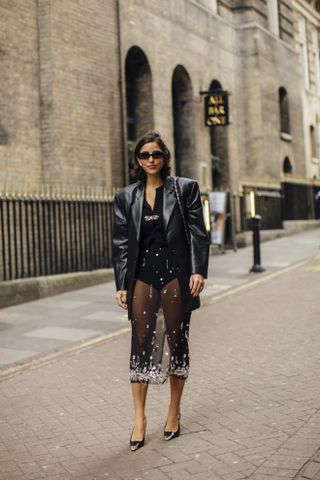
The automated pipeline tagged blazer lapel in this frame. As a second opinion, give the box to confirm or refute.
[163,176,176,232]
[131,181,144,242]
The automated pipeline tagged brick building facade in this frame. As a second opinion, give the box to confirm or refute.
[0,0,319,191]
[0,0,319,239]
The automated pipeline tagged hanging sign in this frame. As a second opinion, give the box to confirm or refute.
[204,91,229,127]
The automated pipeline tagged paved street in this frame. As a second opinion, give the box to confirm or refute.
[0,229,319,372]
[1,230,320,479]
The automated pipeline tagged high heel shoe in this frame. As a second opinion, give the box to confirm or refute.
[164,413,180,441]
[130,417,146,451]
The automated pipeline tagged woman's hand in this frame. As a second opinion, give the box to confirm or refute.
[189,274,205,297]
[116,290,128,309]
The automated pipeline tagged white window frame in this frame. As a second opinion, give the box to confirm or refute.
[267,0,280,37]
[196,0,217,14]
[298,18,310,90]
[311,29,320,95]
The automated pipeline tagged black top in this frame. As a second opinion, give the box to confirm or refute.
[139,184,167,250]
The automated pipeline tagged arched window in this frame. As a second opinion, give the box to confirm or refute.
[283,157,292,174]
[125,46,154,181]
[172,65,196,178]
[125,46,153,143]
[310,125,317,158]
[279,87,291,136]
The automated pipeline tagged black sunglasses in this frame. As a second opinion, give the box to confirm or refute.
[137,151,165,160]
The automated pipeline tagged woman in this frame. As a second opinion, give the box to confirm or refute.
[112,131,209,451]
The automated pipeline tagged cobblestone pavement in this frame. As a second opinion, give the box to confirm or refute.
[1,240,320,478]
[295,447,320,480]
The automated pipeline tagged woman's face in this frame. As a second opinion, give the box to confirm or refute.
[137,142,165,177]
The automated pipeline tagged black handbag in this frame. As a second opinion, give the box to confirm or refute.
[172,176,201,310]
[172,176,190,246]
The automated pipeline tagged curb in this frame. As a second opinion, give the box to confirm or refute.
[0,327,131,382]
[0,268,114,309]
[203,257,312,306]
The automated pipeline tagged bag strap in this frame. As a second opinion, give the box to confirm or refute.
[172,176,190,246]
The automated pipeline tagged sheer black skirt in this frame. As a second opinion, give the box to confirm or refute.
[130,245,191,384]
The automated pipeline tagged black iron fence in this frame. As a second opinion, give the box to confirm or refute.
[0,191,116,282]
[241,187,283,231]
[282,182,320,221]
[315,185,320,219]
[1,181,320,281]
[241,180,320,231]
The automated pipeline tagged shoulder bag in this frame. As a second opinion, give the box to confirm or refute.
[172,176,190,246]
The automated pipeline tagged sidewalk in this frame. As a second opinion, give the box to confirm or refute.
[0,231,320,479]
[0,229,319,372]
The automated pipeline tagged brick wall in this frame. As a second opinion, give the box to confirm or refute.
[0,0,42,191]
[38,0,122,189]
[0,0,310,194]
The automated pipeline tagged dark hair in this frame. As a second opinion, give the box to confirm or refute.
[130,131,171,182]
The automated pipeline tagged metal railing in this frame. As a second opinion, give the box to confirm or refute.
[240,180,320,231]
[282,182,320,221]
[240,188,283,231]
[0,189,116,282]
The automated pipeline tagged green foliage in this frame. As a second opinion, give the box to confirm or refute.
[211,154,221,174]
[127,140,135,156]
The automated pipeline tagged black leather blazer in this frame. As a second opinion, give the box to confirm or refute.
[112,175,210,319]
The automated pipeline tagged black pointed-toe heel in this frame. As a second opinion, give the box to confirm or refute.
[130,435,145,452]
[164,413,181,441]
[130,417,146,451]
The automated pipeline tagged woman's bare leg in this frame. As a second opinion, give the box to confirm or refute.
[161,278,191,431]
[131,383,148,441]
[166,375,185,430]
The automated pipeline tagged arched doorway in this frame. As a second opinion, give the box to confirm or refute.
[125,46,154,179]
[172,65,195,177]
[209,80,229,189]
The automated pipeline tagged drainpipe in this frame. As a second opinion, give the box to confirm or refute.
[116,0,128,186]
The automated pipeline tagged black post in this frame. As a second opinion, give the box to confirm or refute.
[250,215,265,273]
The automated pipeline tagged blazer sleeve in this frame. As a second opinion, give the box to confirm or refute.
[185,181,210,278]
[112,191,129,291]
